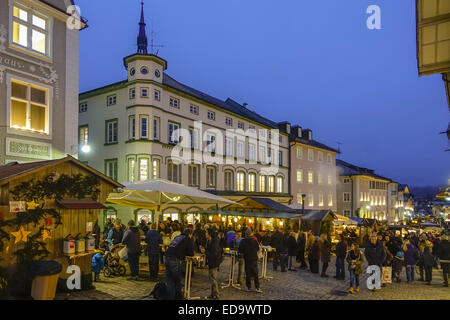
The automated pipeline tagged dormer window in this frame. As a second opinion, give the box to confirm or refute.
[308,131,312,140]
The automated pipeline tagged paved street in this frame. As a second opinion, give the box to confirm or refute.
[55,255,450,300]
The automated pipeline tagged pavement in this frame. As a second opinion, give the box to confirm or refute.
[55,256,450,300]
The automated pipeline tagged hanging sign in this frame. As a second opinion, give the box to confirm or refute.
[9,201,26,213]
[86,222,93,232]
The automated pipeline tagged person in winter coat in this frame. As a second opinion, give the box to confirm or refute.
[107,222,124,250]
[122,220,142,280]
[145,223,162,281]
[93,220,101,249]
[138,219,149,236]
[287,231,298,271]
[421,246,435,285]
[403,241,419,283]
[91,252,105,282]
[320,234,331,278]
[103,218,114,238]
[346,243,364,294]
[335,235,348,280]
[364,234,386,290]
[270,227,286,272]
[418,236,434,281]
[205,228,223,299]
[261,230,272,246]
[238,229,262,293]
[437,234,450,287]
[296,232,308,269]
[309,236,321,274]
[392,251,404,283]
[193,223,207,253]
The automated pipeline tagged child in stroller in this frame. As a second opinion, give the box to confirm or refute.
[392,251,404,283]
[99,240,126,277]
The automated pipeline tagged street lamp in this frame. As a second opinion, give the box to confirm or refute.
[81,145,91,153]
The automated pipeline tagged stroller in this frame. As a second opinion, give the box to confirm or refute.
[100,241,126,277]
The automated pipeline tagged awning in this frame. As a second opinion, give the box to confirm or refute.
[335,214,349,221]
[192,210,302,219]
[56,199,106,209]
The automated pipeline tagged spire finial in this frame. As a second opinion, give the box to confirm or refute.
[137,0,148,54]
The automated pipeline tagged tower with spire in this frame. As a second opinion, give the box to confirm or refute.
[123,1,167,84]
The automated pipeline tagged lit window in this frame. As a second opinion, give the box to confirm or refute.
[207,111,215,120]
[328,194,333,206]
[297,169,303,183]
[152,159,160,179]
[259,175,266,192]
[13,6,49,56]
[79,102,88,113]
[169,97,179,108]
[276,176,283,193]
[248,173,256,192]
[139,158,149,181]
[128,158,135,182]
[237,172,245,191]
[308,171,313,184]
[268,176,275,193]
[297,193,303,204]
[328,175,332,185]
[107,95,117,106]
[10,80,49,134]
[319,193,324,206]
[308,193,314,207]
[318,173,323,184]
[79,126,88,145]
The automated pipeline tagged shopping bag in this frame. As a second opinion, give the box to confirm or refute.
[381,266,392,284]
[118,246,128,261]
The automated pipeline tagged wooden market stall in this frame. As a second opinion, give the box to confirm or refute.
[0,156,123,296]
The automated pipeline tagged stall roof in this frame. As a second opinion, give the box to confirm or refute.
[56,199,106,209]
[193,210,302,219]
[300,210,335,221]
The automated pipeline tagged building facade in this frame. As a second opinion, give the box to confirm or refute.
[336,159,396,223]
[0,0,84,165]
[288,125,339,212]
[78,4,291,225]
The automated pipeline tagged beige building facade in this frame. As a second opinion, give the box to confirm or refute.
[289,125,338,212]
[0,0,84,165]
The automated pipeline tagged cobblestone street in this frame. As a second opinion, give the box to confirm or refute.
[55,256,450,300]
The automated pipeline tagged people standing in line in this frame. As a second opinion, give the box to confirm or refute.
[309,236,321,274]
[364,234,386,291]
[334,234,347,280]
[238,229,262,293]
[107,221,124,250]
[346,242,364,294]
[270,227,287,272]
[421,246,435,285]
[164,228,195,300]
[320,233,331,278]
[403,240,419,283]
[145,223,162,281]
[122,220,142,281]
[205,228,223,300]
[296,232,308,269]
[437,234,450,287]
[287,231,298,271]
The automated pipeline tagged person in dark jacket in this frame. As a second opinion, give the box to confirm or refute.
[296,232,308,269]
[437,235,450,287]
[145,223,162,281]
[287,231,298,271]
[165,228,195,300]
[92,220,101,249]
[421,246,435,285]
[392,251,404,283]
[122,220,142,280]
[205,228,223,299]
[364,234,386,290]
[139,219,149,236]
[238,229,262,293]
[335,235,347,280]
[403,241,419,283]
[107,222,124,250]
[261,230,271,246]
[320,234,331,277]
[310,236,321,274]
[270,227,286,272]
[193,223,207,253]
[103,218,114,237]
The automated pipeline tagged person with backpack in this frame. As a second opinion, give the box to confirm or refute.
[146,223,162,281]
[403,240,419,283]
[346,243,364,294]
[238,229,262,293]
[335,234,347,280]
[205,228,223,300]
[122,220,142,281]
[164,228,195,300]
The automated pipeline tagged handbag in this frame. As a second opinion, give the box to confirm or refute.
[118,246,128,261]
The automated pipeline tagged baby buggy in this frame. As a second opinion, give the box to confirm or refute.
[101,243,126,277]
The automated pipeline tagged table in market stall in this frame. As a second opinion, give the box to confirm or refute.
[221,249,241,290]
[184,254,204,300]
[259,246,275,280]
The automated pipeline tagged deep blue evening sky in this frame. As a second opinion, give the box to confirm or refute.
[76,0,449,187]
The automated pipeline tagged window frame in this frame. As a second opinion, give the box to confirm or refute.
[79,102,88,113]
[154,89,161,101]
[140,115,149,139]
[188,164,200,187]
[129,115,136,140]
[207,110,215,120]
[104,158,118,181]
[78,125,88,146]
[107,94,117,106]
[236,171,245,192]
[169,97,180,108]
[206,166,217,189]
[168,121,180,144]
[105,119,118,144]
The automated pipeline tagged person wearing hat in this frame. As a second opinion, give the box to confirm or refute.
[122,220,142,280]
[238,229,262,293]
[392,251,404,283]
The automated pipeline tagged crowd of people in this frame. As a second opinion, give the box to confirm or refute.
[96,217,450,299]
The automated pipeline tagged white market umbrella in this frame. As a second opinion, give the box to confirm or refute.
[107,179,236,224]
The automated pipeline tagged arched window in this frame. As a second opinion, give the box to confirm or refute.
[237,171,245,191]
[276,176,283,193]
[248,173,256,192]
[224,170,234,191]
[206,166,216,188]
[259,175,266,192]
[268,176,275,193]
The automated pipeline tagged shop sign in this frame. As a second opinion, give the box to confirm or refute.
[9,201,26,213]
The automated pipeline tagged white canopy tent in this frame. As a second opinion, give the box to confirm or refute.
[106,179,236,225]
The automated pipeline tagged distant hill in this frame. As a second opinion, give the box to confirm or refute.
[410,186,441,199]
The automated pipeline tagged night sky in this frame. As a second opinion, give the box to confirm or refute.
[76,0,450,187]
